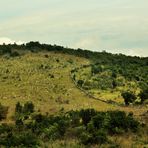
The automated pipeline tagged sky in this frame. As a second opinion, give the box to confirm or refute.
[0,0,148,57]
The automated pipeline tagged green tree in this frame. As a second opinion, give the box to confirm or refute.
[121,91,136,105]
[15,102,22,114]
[23,102,34,114]
[139,89,148,104]
[0,104,8,121]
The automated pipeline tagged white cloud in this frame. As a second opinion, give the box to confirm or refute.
[0,37,24,45]
[73,36,100,50]
[0,0,148,57]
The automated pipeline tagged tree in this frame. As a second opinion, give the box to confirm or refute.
[91,65,102,75]
[121,91,136,105]
[77,80,84,87]
[23,102,34,114]
[80,109,96,126]
[139,89,148,104]
[112,79,117,89]
[15,102,22,114]
[0,104,8,121]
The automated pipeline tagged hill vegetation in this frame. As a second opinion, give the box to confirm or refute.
[0,42,147,147]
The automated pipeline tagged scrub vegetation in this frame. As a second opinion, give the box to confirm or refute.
[0,42,147,147]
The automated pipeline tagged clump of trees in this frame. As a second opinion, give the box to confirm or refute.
[121,89,148,105]
[0,102,141,147]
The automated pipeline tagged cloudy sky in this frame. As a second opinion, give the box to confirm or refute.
[0,0,148,56]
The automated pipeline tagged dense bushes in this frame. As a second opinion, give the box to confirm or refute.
[0,102,141,147]
[0,130,39,147]
[72,61,148,105]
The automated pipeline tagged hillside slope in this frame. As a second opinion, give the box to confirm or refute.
[0,50,147,121]
[0,43,147,147]
[0,51,116,120]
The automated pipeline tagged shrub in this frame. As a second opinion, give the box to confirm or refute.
[77,80,84,87]
[91,65,102,75]
[80,109,96,126]
[93,130,108,144]
[126,113,139,132]
[79,130,107,145]
[42,124,60,140]
[121,91,136,105]
[23,101,34,114]
[92,113,105,129]
[139,89,148,104]
[15,102,23,114]
[0,104,8,121]
[68,110,81,126]
[10,51,20,57]
[3,131,39,147]
[20,131,39,147]
[107,111,139,133]
[79,131,92,145]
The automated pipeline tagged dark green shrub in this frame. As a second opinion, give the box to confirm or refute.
[139,89,148,104]
[10,51,20,57]
[68,110,80,127]
[65,126,86,138]
[112,79,117,89]
[20,131,39,147]
[107,111,127,133]
[93,130,108,144]
[80,109,96,126]
[77,80,84,87]
[15,102,23,114]
[126,113,139,132]
[15,119,24,127]
[42,124,60,140]
[0,130,39,147]
[91,65,102,75]
[79,130,107,145]
[79,131,92,145]
[0,46,11,55]
[23,101,34,114]
[121,91,136,105]
[0,104,8,121]
[92,113,105,129]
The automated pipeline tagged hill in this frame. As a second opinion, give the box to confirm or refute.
[0,42,147,147]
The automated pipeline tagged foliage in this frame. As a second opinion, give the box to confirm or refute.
[139,89,148,104]
[0,42,147,147]
[121,91,136,105]
[0,102,141,147]
[0,104,8,121]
